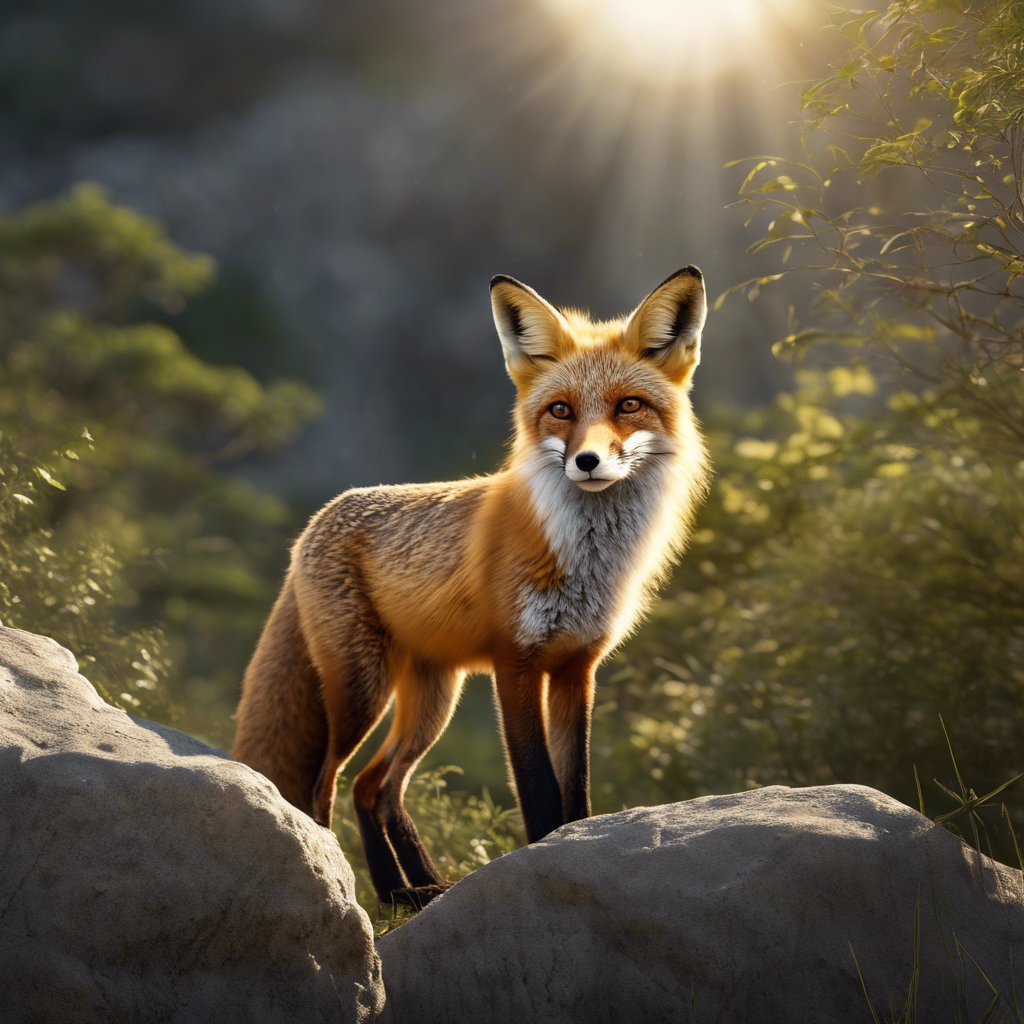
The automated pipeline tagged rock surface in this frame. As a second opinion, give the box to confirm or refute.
[378,784,1024,1023]
[0,625,384,1024]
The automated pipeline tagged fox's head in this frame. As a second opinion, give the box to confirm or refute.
[491,268,706,493]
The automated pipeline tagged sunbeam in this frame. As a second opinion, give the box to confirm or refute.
[426,0,825,390]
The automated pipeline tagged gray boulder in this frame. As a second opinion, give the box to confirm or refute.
[0,625,384,1024]
[378,784,1024,1023]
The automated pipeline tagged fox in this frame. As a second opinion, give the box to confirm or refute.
[232,267,711,908]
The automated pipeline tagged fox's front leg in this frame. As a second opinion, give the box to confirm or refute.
[547,651,598,822]
[494,659,565,843]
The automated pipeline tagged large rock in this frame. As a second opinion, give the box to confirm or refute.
[378,785,1024,1023]
[0,625,384,1023]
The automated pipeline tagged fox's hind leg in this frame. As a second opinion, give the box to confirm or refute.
[301,609,396,830]
[353,658,464,908]
[309,648,395,830]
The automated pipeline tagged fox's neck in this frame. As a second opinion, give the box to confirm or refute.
[509,453,682,649]
[524,459,668,574]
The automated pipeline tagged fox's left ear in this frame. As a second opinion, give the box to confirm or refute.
[624,266,706,384]
[490,275,571,390]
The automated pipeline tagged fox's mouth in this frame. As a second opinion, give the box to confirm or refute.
[573,477,617,492]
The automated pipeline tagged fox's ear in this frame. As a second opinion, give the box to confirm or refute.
[490,275,570,388]
[624,266,706,384]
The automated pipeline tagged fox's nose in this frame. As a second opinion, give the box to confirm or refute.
[574,451,600,473]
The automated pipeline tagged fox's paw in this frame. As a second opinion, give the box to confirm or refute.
[389,881,453,911]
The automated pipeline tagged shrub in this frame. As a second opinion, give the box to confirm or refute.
[0,184,321,741]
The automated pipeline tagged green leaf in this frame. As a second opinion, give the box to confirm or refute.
[757,175,799,194]
[34,467,66,491]
[879,231,912,255]
[738,160,776,194]
[839,12,875,41]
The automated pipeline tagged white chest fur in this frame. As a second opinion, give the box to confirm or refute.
[515,444,668,649]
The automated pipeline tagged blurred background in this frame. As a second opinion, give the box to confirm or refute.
[3,0,1022,915]
[0,0,821,497]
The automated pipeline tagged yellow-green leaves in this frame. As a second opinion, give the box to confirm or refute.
[734,439,779,460]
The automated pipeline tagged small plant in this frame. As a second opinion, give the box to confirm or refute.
[0,427,172,714]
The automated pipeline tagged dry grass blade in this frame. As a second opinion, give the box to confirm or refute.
[933,776,1024,828]
[850,940,883,1024]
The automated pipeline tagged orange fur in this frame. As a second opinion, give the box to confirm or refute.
[233,267,711,906]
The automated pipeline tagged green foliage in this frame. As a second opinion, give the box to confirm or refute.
[0,184,321,740]
[598,374,1024,842]
[0,428,172,715]
[596,0,1024,861]
[721,0,1024,456]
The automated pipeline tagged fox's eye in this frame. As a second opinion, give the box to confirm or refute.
[618,397,643,414]
[549,402,573,420]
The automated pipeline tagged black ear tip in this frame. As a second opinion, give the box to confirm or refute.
[651,266,704,293]
[491,274,522,291]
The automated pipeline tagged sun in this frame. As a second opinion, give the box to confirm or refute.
[536,0,808,84]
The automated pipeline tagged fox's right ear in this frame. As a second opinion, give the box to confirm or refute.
[490,275,570,389]
[624,266,707,385]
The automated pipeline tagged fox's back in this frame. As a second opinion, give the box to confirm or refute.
[305,476,482,555]
[292,476,496,662]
